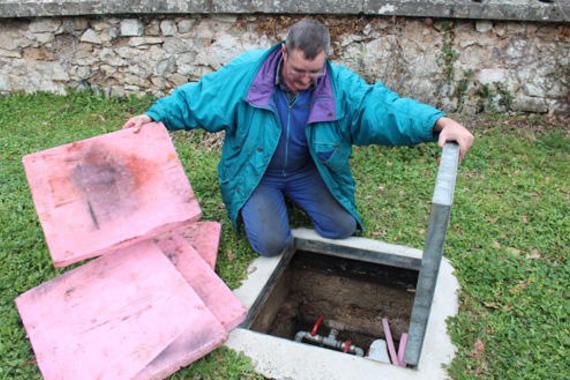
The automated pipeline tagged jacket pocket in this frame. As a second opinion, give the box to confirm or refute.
[314,141,351,172]
[315,142,339,163]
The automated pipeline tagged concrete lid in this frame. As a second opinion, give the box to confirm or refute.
[17,125,246,378]
[136,233,247,379]
[155,232,247,331]
[22,123,201,267]
[170,221,222,271]
[15,240,228,380]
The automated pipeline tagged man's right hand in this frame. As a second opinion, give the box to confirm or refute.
[123,114,153,133]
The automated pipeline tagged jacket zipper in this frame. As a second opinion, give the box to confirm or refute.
[283,96,296,176]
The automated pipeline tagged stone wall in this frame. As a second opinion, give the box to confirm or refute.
[0,14,569,115]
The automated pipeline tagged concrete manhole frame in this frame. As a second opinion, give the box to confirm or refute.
[227,144,462,380]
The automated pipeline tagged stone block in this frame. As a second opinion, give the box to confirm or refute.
[73,18,89,31]
[22,47,56,61]
[168,73,190,87]
[80,29,101,44]
[91,20,110,32]
[178,19,196,33]
[0,48,21,58]
[116,46,140,60]
[124,73,148,87]
[110,86,126,97]
[120,19,144,37]
[512,95,549,113]
[154,57,176,76]
[22,123,201,267]
[99,28,118,43]
[145,20,161,36]
[477,68,508,85]
[99,48,126,66]
[15,241,227,380]
[150,75,168,90]
[32,32,54,45]
[29,19,61,33]
[160,20,177,36]
[0,31,31,51]
[475,21,493,33]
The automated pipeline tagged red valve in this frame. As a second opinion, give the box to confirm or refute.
[343,339,352,353]
[311,315,324,336]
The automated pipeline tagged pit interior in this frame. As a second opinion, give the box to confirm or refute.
[249,250,418,358]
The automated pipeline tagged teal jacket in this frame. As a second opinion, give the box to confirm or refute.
[146,44,445,230]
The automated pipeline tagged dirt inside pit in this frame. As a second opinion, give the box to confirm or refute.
[250,251,418,354]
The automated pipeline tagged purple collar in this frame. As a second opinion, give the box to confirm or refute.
[245,47,338,124]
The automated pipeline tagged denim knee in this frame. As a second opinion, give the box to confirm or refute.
[250,233,291,257]
[317,213,357,240]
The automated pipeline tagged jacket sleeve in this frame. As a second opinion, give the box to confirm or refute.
[144,52,258,133]
[335,66,445,146]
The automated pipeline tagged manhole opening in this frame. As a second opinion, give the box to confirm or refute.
[249,250,418,360]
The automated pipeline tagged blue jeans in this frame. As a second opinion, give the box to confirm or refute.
[240,166,357,256]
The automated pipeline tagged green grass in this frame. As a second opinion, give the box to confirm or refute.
[1,93,568,379]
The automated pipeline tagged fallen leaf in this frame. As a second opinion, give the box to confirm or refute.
[469,338,486,361]
[506,247,521,256]
[528,250,541,259]
[226,249,236,261]
[482,301,500,310]
[372,229,387,237]
[510,281,529,295]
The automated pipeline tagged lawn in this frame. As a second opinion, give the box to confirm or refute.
[0,93,568,379]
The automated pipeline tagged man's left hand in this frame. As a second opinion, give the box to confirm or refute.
[434,117,474,161]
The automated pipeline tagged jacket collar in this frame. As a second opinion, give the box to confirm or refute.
[245,44,338,124]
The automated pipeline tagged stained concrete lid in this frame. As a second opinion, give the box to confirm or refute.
[22,123,201,267]
[155,232,248,331]
[17,124,247,378]
[169,221,222,271]
[15,240,228,380]
[136,232,247,379]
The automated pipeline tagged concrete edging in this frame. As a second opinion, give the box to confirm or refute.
[227,229,460,380]
[0,0,568,23]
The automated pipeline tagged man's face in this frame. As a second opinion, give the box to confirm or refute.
[281,44,326,93]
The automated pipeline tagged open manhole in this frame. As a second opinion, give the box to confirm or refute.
[249,250,417,361]
[228,144,461,379]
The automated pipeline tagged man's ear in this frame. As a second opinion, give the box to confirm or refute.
[281,43,287,60]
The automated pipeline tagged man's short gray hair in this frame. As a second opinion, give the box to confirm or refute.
[285,20,331,60]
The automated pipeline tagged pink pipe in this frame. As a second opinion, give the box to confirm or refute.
[397,332,408,367]
[382,318,400,365]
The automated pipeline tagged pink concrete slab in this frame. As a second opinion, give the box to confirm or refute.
[171,221,222,270]
[133,324,228,380]
[156,234,247,331]
[15,241,227,380]
[22,123,201,267]
[133,235,246,379]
